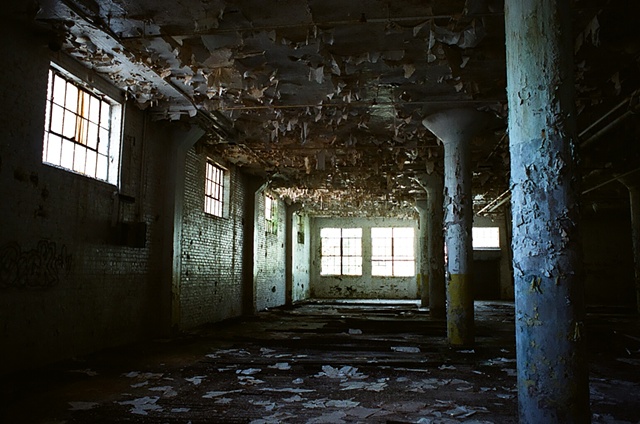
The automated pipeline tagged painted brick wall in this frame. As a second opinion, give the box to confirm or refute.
[178,150,247,328]
[0,16,172,373]
[254,191,287,311]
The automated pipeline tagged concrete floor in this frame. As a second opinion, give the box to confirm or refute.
[1,301,639,423]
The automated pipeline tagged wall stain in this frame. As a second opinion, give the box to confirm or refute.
[0,240,72,289]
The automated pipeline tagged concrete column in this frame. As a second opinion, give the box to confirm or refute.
[422,109,489,346]
[415,198,430,307]
[285,203,302,306]
[505,1,590,422]
[242,177,267,316]
[415,173,446,318]
[619,176,640,313]
[160,124,205,333]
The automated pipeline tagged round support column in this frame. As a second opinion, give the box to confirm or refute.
[505,1,590,422]
[415,197,430,308]
[423,109,490,346]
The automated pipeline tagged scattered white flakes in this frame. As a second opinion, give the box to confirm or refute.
[217,365,237,372]
[122,371,163,379]
[260,347,277,356]
[393,367,431,373]
[118,396,162,415]
[293,378,305,384]
[450,379,471,385]
[171,407,190,413]
[148,386,178,397]
[456,386,474,392]
[348,328,362,335]
[215,397,233,404]
[340,380,387,392]
[326,399,360,408]
[438,364,456,370]
[238,375,265,385]
[306,410,347,423]
[237,368,262,375]
[303,399,329,409]
[185,376,205,385]
[260,387,315,393]
[131,381,149,388]
[202,389,243,398]
[316,365,367,380]
[269,362,291,370]
[345,406,380,419]
[458,349,475,354]
[283,394,305,403]
[496,393,514,399]
[68,401,99,411]
[249,400,276,411]
[250,412,294,424]
[391,346,421,353]
[396,377,409,383]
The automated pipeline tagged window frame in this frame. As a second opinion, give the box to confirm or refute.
[42,61,123,186]
[371,227,416,277]
[204,160,226,218]
[320,227,363,276]
[265,194,278,235]
[472,226,501,250]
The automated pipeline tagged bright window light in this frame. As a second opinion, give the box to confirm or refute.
[205,160,224,217]
[320,228,362,276]
[472,227,500,249]
[371,227,415,277]
[43,64,121,185]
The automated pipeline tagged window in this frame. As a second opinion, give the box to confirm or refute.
[472,227,500,249]
[265,194,278,234]
[371,227,415,277]
[320,228,362,276]
[43,64,122,185]
[205,160,224,217]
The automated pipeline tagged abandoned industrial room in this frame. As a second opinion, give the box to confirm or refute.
[1,0,640,422]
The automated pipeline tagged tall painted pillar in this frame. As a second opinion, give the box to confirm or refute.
[285,202,302,306]
[505,1,590,422]
[415,197,430,307]
[422,109,490,346]
[619,176,640,313]
[415,173,446,318]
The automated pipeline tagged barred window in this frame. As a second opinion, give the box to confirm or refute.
[371,227,415,277]
[43,64,121,184]
[320,228,363,276]
[205,161,224,217]
[265,194,278,234]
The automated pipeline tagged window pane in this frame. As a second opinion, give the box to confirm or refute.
[372,260,393,276]
[342,228,362,238]
[89,95,101,123]
[52,74,66,106]
[65,83,78,113]
[96,154,108,181]
[473,227,500,249]
[394,261,415,277]
[85,150,97,177]
[320,228,341,238]
[321,256,341,276]
[73,145,86,173]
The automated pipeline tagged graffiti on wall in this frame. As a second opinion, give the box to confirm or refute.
[0,240,72,289]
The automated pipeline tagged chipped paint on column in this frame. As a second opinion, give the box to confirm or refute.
[426,173,446,319]
[620,179,640,313]
[443,134,474,345]
[423,109,490,346]
[505,1,590,422]
[415,198,430,307]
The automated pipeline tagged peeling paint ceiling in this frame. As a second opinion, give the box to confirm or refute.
[28,0,640,217]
